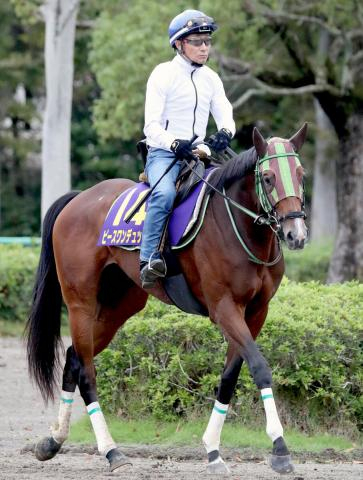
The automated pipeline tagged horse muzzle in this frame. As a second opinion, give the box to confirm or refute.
[279,212,308,250]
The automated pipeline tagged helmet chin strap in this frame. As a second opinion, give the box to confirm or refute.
[177,48,204,68]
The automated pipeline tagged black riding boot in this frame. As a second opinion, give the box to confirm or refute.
[140,254,167,289]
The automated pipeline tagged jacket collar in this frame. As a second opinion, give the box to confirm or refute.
[173,53,204,73]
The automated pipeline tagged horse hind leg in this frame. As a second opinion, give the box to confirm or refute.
[35,346,80,461]
[89,284,148,471]
[71,280,147,472]
[35,337,131,471]
[77,350,132,471]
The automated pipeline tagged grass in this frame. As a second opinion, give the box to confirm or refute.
[0,318,70,337]
[0,319,25,337]
[69,416,358,452]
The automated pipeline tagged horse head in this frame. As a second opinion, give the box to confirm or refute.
[253,123,308,250]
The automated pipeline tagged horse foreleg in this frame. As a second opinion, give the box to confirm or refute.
[214,299,294,474]
[202,342,243,474]
[35,346,80,461]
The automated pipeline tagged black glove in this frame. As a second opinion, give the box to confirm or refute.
[208,128,233,152]
[170,139,195,162]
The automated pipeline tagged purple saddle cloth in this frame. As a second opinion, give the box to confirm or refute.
[97,170,213,248]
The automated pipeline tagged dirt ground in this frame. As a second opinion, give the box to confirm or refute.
[0,337,362,480]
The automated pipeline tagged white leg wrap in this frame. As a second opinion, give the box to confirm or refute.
[261,388,283,442]
[202,400,229,453]
[50,390,74,444]
[87,402,116,456]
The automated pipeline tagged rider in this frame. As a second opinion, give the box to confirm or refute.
[140,9,236,288]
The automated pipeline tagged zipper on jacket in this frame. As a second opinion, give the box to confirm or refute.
[190,70,198,137]
[165,120,169,130]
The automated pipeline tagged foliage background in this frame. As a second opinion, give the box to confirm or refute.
[1,0,321,236]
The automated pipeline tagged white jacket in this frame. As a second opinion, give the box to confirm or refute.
[144,54,236,151]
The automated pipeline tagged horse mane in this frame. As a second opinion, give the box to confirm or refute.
[206,146,258,195]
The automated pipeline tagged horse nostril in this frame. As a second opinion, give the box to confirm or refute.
[286,231,294,243]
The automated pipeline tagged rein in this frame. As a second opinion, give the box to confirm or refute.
[222,187,283,266]
[184,160,283,266]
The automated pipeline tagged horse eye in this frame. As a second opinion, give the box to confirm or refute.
[262,171,275,192]
[296,166,304,183]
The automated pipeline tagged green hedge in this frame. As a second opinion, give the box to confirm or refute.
[0,245,39,323]
[96,279,363,434]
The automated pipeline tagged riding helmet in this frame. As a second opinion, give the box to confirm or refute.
[168,9,218,48]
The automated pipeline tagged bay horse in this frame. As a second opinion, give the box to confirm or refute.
[26,124,308,474]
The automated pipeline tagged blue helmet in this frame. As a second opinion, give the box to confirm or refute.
[168,9,218,47]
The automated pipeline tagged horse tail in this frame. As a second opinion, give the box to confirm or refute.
[25,191,80,403]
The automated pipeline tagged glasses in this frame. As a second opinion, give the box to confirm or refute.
[183,38,212,47]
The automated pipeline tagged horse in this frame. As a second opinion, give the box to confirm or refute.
[26,124,308,474]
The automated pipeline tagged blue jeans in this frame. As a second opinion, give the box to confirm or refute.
[140,148,181,262]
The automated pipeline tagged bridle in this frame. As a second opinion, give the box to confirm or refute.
[255,151,306,237]
[187,144,306,266]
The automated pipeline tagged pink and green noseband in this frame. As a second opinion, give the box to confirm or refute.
[255,138,304,216]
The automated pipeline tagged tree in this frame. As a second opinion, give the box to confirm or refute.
[71,1,144,189]
[0,1,44,234]
[5,0,140,234]
[309,30,337,242]
[89,1,176,141]
[201,0,363,282]
[11,0,80,219]
[310,99,337,241]
[40,0,79,219]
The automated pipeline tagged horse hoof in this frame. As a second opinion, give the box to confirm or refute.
[206,458,231,475]
[106,448,132,472]
[270,454,294,474]
[35,436,61,461]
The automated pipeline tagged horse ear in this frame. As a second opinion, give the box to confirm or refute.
[289,122,308,152]
[253,127,268,158]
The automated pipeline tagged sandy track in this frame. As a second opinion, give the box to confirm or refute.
[0,337,362,480]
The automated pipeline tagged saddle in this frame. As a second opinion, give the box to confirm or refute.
[176,157,208,204]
